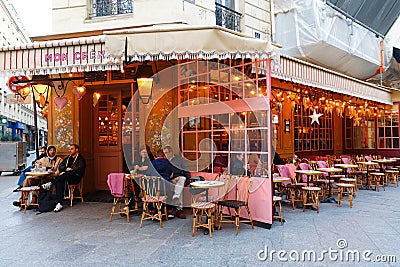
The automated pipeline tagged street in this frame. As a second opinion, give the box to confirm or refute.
[0,175,399,266]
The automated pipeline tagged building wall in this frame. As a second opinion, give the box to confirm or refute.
[51,0,272,40]
[0,0,47,147]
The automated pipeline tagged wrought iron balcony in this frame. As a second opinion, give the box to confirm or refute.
[91,0,133,18]
[215,2,241,32]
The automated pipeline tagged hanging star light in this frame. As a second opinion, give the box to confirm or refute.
[309,109,323,125]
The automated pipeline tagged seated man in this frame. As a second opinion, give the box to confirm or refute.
[42,144,86,212]
[12,145,63,207]
[14,146,47,192]
[163,146,190,219]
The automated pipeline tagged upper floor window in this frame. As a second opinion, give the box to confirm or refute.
[92,0,133,18]
[215,1,241,32]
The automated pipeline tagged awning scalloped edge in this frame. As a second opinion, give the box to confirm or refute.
[122,49,280,62]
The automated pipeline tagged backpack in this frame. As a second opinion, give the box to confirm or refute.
[37,188,56,213]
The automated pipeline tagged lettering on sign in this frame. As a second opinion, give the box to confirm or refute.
[44,50,106,63]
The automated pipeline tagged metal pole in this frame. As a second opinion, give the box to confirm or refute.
[32,91,39,159]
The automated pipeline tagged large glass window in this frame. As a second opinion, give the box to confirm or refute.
[294,105,333,152]
[378,104,399,149]
[345,116,376,149]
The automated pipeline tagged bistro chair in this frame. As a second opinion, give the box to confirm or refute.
[301,186,321,213]
[20,186,40,214]
[369,172,385,192]
[385,169,399,187]
[217,176,254,235]
[191,193,216,238]
[277,165,303,209]
[67,178,84,207]
[336,183,355,208]
[272,195,284,225]
[139,176,168,228]
[107,173,131,222]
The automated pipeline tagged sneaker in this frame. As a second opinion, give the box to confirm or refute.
[13,186,22,192]
[12,201,21,207]
[42,182,52,190]
[175,209,186,219]
[54,203,63,212]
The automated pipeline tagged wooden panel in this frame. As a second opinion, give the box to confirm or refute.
[95,153,122,190]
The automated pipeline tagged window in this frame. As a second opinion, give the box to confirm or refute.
[294,106,333,152]
[345,115,376,149]
[215,0,241,32]
[92,0,133,18]
[377,104,399,149]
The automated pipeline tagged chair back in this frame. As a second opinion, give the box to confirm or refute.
[317,161,327,168]
[107,173,125,198]
[342,157,350,164]
[215,174,235,201]
[236,176,253,204]
[140,176,166,199]
[365,155,372,161]
[299,163,311,182]
[276,165,292,186]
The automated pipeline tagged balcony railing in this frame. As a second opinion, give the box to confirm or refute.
[215,2,241,32]
[91,0,133,18]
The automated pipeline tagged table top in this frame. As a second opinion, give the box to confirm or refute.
[190,180,225,188]
[26,171,51,177]
[357,161,379,165]
[372,159,396,163]
[273,177,291,183]
[335,164,358,168]
[317,167,342,173]
[295,170,323,175]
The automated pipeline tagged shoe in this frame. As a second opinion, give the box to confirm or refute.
[167,209,175,218]
[13,186,22,192]
[42,182,52,190]
[54,203,63,212]
[12,201,21,207]
[175,209,186,219]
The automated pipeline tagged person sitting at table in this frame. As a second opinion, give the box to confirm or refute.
[163,145,190,219]
[41,144,86,212]
[13,146,47,192]
[230,153,249,176]
[133,147,151,175]
[12,145,63,208]
[145,150,172,181]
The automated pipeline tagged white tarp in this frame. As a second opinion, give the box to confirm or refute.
[274,0,392,80]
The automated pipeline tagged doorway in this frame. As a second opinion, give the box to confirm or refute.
[92,84,132,190]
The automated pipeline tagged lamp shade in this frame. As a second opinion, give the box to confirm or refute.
[137,78,153,104]
[31,83,51,108]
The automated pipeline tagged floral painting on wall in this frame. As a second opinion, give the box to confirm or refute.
[54,94,73,149]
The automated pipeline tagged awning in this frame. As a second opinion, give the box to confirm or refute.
[272,55,392,105]
[104,24,278,62]
[0,36,120,77]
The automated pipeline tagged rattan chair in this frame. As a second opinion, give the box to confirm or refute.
[139,176,168,228]
[67,178,84,207]
[217,176,254,235]
[107,173,134,222]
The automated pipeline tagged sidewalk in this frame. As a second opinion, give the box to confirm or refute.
[0,175,399,266]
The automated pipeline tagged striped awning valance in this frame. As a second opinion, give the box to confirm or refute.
[0,36,120,77]
[272,55,392,105]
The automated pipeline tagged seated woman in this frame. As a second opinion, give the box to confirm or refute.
[230,153,248,176]
[133,148,151,175]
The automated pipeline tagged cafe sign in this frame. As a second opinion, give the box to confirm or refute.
[0,36,120,77]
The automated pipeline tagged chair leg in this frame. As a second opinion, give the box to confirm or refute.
[70,186,74,207]
[245,206,254,229]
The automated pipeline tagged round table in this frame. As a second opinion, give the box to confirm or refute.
[273,177,291,196]
[317,167,342,203]
[25,171,52,186]
[295,170,323,186]
[190,180,225,201]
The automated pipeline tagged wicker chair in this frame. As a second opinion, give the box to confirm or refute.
[217,176,254,235]
[139,176,168,228]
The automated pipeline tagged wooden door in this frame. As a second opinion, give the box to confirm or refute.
[94,90,123,190]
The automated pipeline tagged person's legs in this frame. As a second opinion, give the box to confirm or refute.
[17,166,33,186]
[53,173,69,204]
[171,176,186,209]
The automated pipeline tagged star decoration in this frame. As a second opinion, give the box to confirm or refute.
[353,117,361,126]
[309,109,323,125]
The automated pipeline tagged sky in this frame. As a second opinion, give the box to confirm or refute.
[11,0,52,37]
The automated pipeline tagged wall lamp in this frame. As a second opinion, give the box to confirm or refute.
[136,64,154,104]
